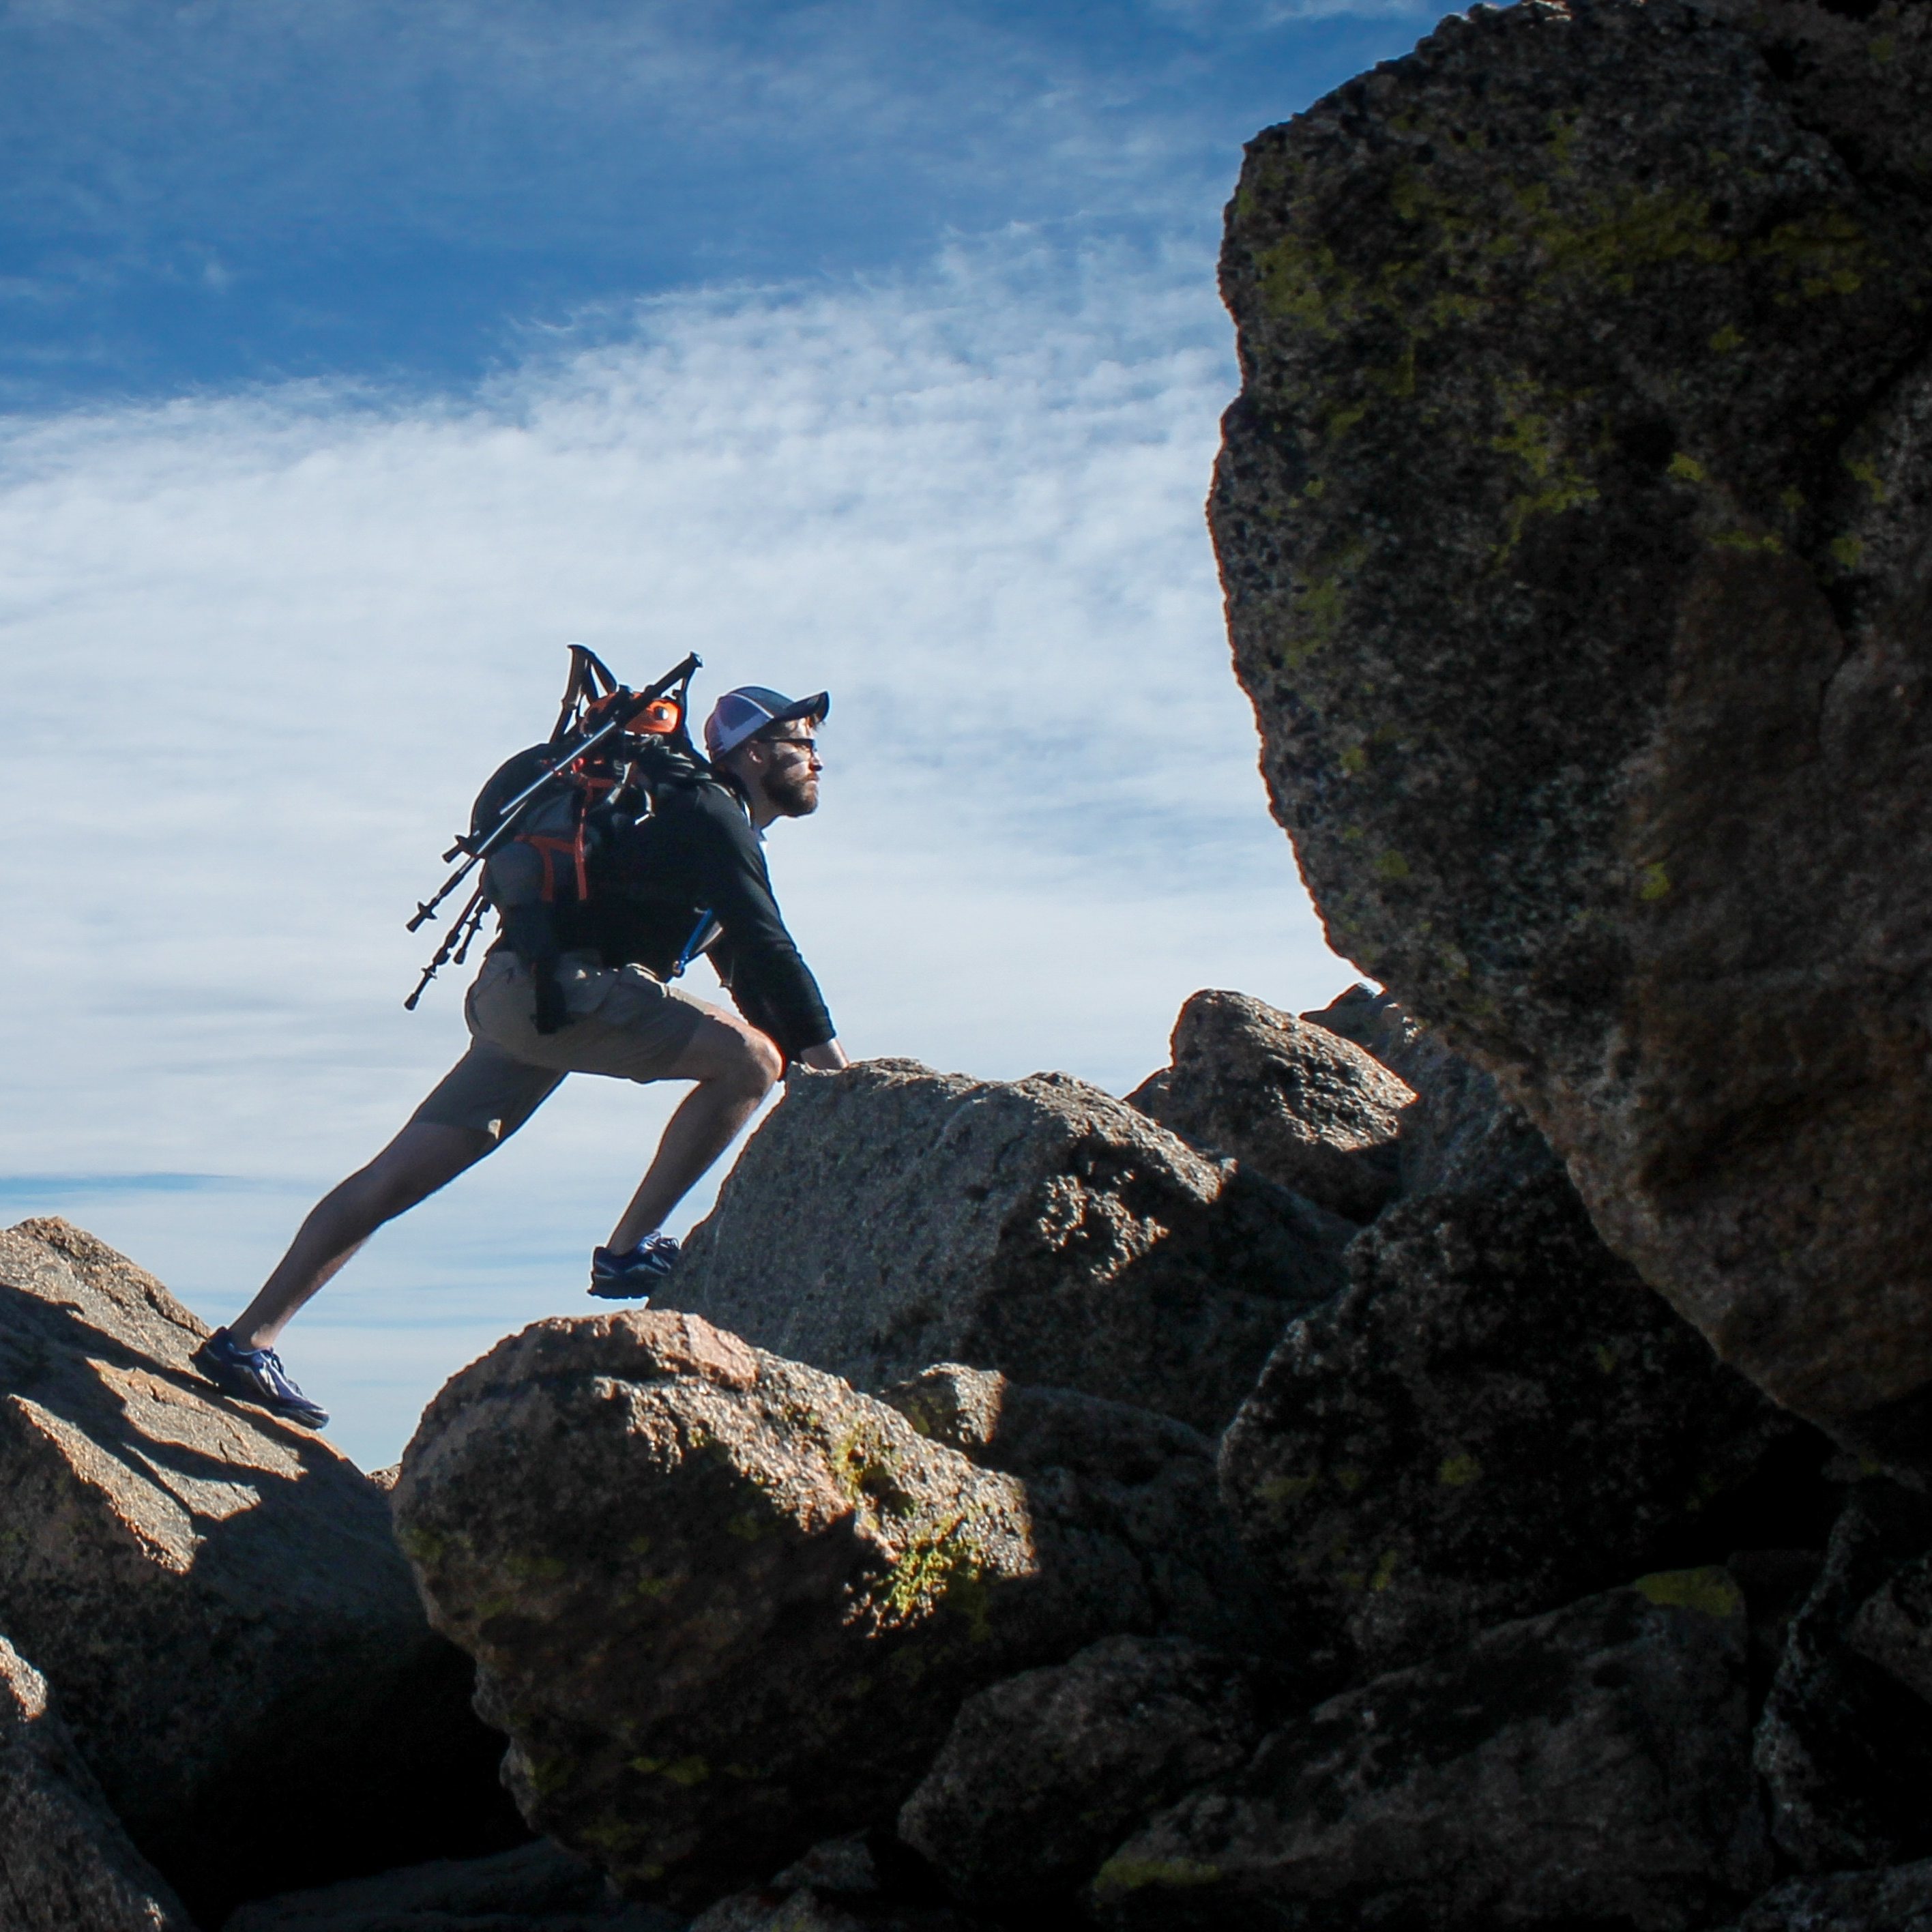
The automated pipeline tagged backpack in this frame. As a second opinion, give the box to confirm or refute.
[404,646,706,1025]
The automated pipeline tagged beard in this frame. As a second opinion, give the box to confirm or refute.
[764,767,820,818]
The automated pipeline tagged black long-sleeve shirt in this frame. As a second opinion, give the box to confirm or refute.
[588,775,835,1059]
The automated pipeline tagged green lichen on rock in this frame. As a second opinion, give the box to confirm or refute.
[1212,0,1932,1451]
[391,1310,1158,1907]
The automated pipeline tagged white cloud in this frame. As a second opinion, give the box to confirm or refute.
[0,231,1352,1465]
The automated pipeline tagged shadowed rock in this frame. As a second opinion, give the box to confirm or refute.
[897,1636,1262,1911]
[1302,984,1560,1201]
[1756,1480,1932,1870]
[223,1839,675,1931]
[1215,997,1802,1680]
[877,1365,1287,1663]
[1719,1858,1932,1932]
[1219,1163,1798,1681]
[0,1634,197,1932]
[0,1218,515,1921]
[1212,0,1932,1454]
[660,1059,1349,1431]
[1092,1570,1770,1931]
[393,1312,1274,1907]
[1126,988,1409,1221]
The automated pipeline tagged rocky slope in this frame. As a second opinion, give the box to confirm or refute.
[0,1216,521,1922]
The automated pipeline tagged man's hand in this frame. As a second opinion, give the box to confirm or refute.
[795,1040,849,1072]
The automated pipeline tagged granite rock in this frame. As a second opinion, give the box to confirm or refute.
[1757,1481,1932,1871]
[1721,1858,1932,1932]
[660,1059,1349,1432]
[1092,1571,1770,1931]
[1125,988,1409,1221]
[0,1633,197,1932]
[1218,1164,1796,1680]
[1212,0,1932,1453]
[0,1218,514,1920]
[222,1839,677,1931]
[392,1312,1273,1906]
[897,1635,1262,1909]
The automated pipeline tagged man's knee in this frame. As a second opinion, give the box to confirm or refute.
[723,1025,785,1099]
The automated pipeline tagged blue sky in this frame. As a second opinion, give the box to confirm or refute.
[0,0,1445,1466]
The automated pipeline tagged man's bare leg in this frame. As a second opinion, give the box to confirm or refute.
[229,1121,495,1351]
[606,1011,784,1253]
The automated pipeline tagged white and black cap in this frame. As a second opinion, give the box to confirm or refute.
[703,685,830,760]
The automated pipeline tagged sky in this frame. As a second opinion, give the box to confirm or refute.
[0,0,1449,1468]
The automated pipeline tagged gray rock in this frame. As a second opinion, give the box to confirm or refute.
[878,1367,1287,1662]
[1219,1165,1796,1680]
[688,1836,991,1932]
[1722,1858,1932,1932]
[1301,985,1560,1201]
[393,1311,1278,1908]
[1757,1482,1932,1871]
[1849,1553,1932,1706]
[221,1839,675,1931]
[1092,1570,1770,1931]
[897,1636,1262,1909]
[0,1633,198,1932]
[1211,0,1932,1454]
[0,1218,514,1921]
[660,1059,1349,1431]
[1125,989,1409,1221]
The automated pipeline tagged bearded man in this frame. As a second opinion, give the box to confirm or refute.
[192,684,845,1429]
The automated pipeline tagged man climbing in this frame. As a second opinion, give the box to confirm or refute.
[193,683,847,1429]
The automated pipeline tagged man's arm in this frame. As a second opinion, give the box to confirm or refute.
[794,1039,849,1072]
[683,788,837,1060]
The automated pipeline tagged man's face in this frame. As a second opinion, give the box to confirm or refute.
[755,726,822,817]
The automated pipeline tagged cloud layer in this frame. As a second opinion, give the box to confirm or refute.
[0,231,1357,1463]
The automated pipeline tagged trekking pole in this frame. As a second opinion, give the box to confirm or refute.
[407,712,631,932]
[404,886,488,1010]
[405,649,700,935]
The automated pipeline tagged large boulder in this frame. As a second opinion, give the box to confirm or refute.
[0,1218,516,1920]
[1125,988,1410,1221]
[0,1634,197,1932]
[896,1635,1262,1912]
[1218,1161,1799,1680]
[392,1312,1278,1907]
[1092,1570,1770,1931]
[660,1059,1349,1432]
[1211,0,1932,1453]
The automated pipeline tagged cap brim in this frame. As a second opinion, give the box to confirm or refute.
[770,691,830,729]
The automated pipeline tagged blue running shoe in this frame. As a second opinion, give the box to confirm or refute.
[192,1328,330,1430]
[588,1233,681,1301]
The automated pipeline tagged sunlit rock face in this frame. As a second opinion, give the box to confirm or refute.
[1126,988,1411,1223]
[660,1059,1351,1433]
[1210,0,1932,1457]
[0,1218,510,1920]
[392,1313,1292,1908]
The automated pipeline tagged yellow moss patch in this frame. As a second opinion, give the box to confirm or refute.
[1634,1566,1743,1619]
[1092,1855,1224,1897]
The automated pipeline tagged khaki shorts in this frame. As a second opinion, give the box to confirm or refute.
[409,950,707,1143]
